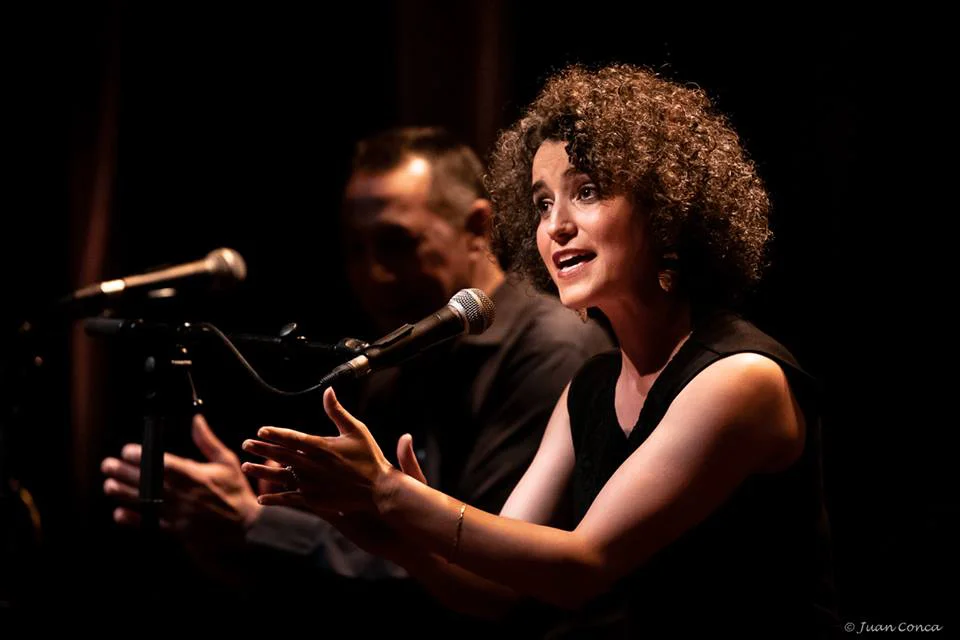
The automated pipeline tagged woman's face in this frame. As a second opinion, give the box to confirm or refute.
[533,140,654,310]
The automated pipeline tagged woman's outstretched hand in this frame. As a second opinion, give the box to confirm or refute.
[241,387,399,516]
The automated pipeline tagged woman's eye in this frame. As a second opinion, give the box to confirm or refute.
[578,184,599,201]
[534,198,552,216]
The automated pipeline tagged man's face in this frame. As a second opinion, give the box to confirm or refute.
[342,156,474,332]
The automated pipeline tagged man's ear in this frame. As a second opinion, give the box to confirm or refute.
[463,198,493,251]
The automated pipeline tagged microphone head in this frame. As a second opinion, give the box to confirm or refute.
[205,247,248,284]
[449,288,495,335]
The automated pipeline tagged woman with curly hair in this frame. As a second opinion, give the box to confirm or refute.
[242,64,836,637]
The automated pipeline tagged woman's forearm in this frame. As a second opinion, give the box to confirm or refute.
[328,510,522,618]
[375,470,606,609]
[389,543,522,618]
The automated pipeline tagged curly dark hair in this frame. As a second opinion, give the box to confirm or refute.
[487,64,771,309]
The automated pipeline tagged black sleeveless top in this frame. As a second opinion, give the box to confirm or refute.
[553,311,838,638]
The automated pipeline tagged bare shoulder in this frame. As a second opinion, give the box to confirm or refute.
[669,352,806,472]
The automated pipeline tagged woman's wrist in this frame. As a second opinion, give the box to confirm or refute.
[373,464,405,517]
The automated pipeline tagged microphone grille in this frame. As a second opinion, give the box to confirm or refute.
[450,288,495,335]
[206,247,248,283]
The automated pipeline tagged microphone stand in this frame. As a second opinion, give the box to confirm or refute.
[83,319,367,531]
[128,323,367,532]
[0,319,45,608]
[83,320,206,533]
[137,330,202,534]
[80,320,205,533]
[228,322,368,364]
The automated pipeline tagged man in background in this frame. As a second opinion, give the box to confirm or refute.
[101,127,611,623]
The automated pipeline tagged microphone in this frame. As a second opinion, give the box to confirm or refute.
[322,288,495,385]
[62,248,247,306]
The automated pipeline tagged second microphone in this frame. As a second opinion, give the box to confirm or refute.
[322,288,495,385]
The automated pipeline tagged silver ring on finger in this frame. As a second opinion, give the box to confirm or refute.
[285,465,300,490]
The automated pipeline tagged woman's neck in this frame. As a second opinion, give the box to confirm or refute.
[602,295,692,395]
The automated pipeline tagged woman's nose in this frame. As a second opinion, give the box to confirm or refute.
[545,204,577,244]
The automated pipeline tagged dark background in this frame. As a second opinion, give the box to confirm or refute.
[2,2,956,630]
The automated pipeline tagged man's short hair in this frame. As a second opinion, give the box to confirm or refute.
[351,127,487,225]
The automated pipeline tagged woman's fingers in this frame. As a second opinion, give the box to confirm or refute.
[322,387,365,436]
[397,434,427,484]
[241,461,295,488]
[241,439,313,467]
[256,491,308,510]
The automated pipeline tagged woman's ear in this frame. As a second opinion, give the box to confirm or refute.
[658,251,679,293]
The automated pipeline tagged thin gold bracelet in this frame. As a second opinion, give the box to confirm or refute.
[448,503,467,563]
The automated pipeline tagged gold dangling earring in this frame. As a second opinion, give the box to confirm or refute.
[576,308,588,323]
